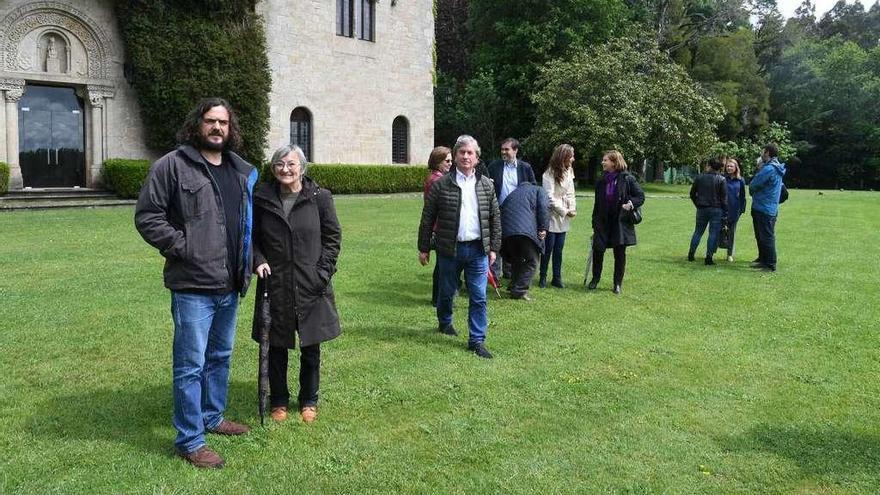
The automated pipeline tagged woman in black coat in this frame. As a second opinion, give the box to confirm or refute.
[252,144,341,423]
[587,150,645,295]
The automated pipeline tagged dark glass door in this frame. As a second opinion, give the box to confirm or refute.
[19,85,86,187]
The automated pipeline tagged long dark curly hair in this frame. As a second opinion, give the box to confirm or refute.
[175,97,243,151]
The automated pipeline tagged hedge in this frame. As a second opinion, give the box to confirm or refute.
[115,1,271,165]
[103,159,427,197]
[261,164,427,194]
[103,159,151,199]
[0,162,9,194]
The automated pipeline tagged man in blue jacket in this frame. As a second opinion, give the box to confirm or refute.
[749,143,786,272]
[499,182,549,301]
[135,98,258,469]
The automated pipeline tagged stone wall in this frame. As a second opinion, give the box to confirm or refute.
[0,0,153,188]
[260,0,435,165]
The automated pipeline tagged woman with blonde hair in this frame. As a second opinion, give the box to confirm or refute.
[539,143,577,288]
[723,157,746,262]
[587,150,645,294]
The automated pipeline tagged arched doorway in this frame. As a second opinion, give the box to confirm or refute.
[18,85,85,187]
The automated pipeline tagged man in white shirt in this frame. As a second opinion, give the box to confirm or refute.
[418,135,502,358]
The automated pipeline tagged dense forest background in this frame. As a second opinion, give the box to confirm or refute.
[434,0,880,189]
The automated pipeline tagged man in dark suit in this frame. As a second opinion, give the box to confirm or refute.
[487,138,536,279]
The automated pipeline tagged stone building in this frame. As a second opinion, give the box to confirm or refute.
[0,0,434,190]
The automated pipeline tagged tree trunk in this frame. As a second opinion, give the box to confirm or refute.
[653,158,665,182]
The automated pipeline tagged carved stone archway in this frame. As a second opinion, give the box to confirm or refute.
[0,2,115,189]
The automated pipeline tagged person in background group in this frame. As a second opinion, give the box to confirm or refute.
[723,158,746,262]
[587,150,645,295]
[424,146,453,306]
[488,138,536,279]
[252,144,342,424]
[539,143,577,288]
[418,135,501,359]
[499,181,549,301]
[134,97,257,469]
[749,143,786,272]
[687,158,728,265]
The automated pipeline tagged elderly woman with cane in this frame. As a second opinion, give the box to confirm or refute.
[252,144,341,423]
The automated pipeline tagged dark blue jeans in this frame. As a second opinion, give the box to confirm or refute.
[436,241,489,346]
[751,209,777,269]
[540,231,567,281]
[689,207,723,257]
[170,291,239,454]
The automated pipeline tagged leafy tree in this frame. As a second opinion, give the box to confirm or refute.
[434,70,501,150]
[530,37,723,181]
[689,28,770,140]
[768,37,880,188]
[711,121,797,177]
[465,0,627,149]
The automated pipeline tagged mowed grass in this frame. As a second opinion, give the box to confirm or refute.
[0,189,878,494]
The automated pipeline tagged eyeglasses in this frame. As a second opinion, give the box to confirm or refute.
[273,161,300,171]
[444,158,453,163]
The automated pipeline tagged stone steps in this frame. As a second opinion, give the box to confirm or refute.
[0,188,135,210]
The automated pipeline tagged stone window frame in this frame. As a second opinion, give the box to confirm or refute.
[356,0,375,42]
[336,0,354,37]
[392,115,409,164]
[336,0,375,42]
[290,107,312,162]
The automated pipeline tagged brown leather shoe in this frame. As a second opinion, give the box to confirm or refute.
[178,446,224,469]
[301,406,317,423]
[270,406,288,422]
[208,419,250,435]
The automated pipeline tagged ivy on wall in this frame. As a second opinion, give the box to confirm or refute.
[115,0,271,164]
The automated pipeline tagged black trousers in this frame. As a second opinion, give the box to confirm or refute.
[268,343,320,409]
[502,235,539,296]
[751,210,777,268]
[592,245,627,286]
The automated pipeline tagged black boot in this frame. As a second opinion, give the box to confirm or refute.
[612,284,621,295]
[705,256,715,266]
[687,251,695,262]
[587,279,599,290]
[538,275,547,288]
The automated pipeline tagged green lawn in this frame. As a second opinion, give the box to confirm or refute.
[1,189,878,494]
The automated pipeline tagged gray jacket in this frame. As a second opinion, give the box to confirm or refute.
[134,145,258,296]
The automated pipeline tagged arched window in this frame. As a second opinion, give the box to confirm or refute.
[290,107,312,161]
[392,116,409,164]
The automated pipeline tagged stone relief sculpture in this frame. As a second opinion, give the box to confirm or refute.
[39,34,68,73]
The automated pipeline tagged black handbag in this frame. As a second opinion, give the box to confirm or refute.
[718,224,731,249]
[623,206,643,225]
[621,175,642,225]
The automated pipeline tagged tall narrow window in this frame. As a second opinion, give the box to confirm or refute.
[290,107,313,161]
[357,0,375,42]
[392,116,409,164]
[337,0,353,37]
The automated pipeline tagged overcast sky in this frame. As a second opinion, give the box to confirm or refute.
[775,0,858,18]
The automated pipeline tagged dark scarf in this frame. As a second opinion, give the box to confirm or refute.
[604,171,620,206]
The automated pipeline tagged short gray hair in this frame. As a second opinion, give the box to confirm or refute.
[270,144,309,175]
[453,135,481,158]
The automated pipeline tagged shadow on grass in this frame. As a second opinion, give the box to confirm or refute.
[640,254,758,272]
[345,281,429,307]
[28,381,257,456]
[720,423,880,477]
[350,323,466,353]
